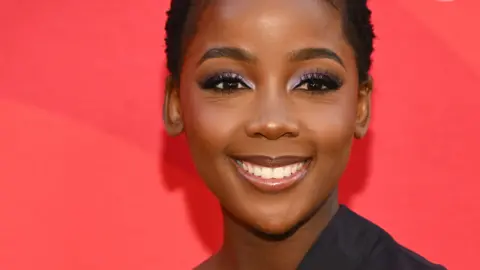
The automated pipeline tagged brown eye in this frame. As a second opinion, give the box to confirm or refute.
[215,80,245,90]
[294,72,342,93]
[199,72,251,92]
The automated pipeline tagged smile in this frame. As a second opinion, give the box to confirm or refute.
[231,156,311,192]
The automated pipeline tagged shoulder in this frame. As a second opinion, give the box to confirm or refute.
[360,241,447,270]
[340,207,447,270]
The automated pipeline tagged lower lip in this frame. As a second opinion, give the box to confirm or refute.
[232,160,310,193]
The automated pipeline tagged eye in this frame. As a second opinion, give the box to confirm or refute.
[294,71,342,93]
[199,72,251,92]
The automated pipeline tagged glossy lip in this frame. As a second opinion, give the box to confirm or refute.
[230,155,311,193]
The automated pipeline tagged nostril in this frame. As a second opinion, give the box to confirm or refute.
[252,132,268,139]
[284,130,299,138]
[247,121,299,140]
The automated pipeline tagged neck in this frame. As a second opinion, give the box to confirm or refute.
[217,191,339,270]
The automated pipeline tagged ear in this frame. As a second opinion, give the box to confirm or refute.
[354,76,373,139]
[163,75,184,136]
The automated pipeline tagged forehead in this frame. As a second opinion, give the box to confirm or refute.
[185,0,351,63]
[206,0,337,15]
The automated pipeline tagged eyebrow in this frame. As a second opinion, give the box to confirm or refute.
[289,48,345,67]
[197,47,257,66]
[197,46,344,67]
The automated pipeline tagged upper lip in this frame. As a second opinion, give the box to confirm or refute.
[230,155,310,167]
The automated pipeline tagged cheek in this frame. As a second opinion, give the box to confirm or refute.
[313,112,355,149]
[180,91,242,157]
[179,92,248,202]
[296,97,356,204]
[301,97,357,152]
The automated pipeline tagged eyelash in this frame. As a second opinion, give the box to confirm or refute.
[293,70,343,94]
[198,70,343,94]
[199,72,251,93]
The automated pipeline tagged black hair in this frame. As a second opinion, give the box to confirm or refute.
[165,0,375,83]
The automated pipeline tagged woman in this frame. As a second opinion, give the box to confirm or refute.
[163,0,446,269]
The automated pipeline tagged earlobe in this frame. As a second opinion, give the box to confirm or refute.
[354,76,373,139]
[163,75,184,136]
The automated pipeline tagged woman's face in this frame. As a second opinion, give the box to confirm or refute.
[165,0,371,234]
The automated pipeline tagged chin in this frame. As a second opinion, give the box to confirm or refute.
[239,195,324,240]
[244,204,312,236]
[249,218,304,240]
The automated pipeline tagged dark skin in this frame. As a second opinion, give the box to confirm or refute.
[164,0,372,269]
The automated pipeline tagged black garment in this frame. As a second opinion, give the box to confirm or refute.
[297,205,447,270]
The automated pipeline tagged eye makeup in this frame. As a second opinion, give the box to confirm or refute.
[197,71,254,93]
[197,68,343,95]
[289,68,343,94]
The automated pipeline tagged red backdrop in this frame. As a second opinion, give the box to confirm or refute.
[0,0,478,269]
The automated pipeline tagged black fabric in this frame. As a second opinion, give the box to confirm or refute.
[297,205,447,270]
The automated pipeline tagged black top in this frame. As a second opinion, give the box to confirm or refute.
[297,205,447,270]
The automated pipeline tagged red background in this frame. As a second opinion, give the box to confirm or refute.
[1,0,478,269]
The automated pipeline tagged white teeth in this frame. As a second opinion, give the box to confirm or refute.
[242,162,248,171]
[273,168,283,179]
[284,166,292,176]
[238,161,305,179]
[261,167,273,179]
[254,166,262,176]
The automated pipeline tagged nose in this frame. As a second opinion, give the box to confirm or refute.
[245,96,300,140]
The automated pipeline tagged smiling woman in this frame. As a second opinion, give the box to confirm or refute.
[162,0,446,269]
